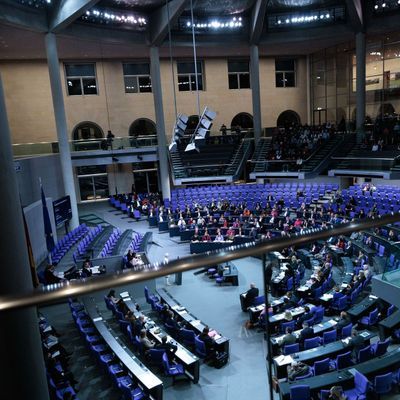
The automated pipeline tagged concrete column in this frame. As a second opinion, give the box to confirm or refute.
[306,55,312,125]
[0,73,50,400]
[150,46,171,200]
[356,32,366,141]
[250,45,262,143]
[45,33,79,228]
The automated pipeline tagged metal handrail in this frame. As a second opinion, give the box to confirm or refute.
[1,213,400,312]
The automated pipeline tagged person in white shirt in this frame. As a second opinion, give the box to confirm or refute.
[214,229,225,242]
[177,217,186,229]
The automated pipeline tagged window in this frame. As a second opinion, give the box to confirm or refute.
[177,61,204,91]
[228,60,250,89]
[65,63,97,95]
[275,59,296,87]
[123,63,152,93]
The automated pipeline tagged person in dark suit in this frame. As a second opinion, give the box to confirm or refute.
[44,264,63,284]
[132,315,145,337]
[265,262,273,292]
[298,322,314,347]
[335,311,351,333]
[297,306,313,328]
[154,335,177,361]
[279,327,297,348]
[347,330,365,361]
[244,283,259,309]
[199,326,216,355]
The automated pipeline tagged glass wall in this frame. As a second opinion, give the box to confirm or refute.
[310,31,400,128]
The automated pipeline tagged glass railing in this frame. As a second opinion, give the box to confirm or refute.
[12,135,158,157]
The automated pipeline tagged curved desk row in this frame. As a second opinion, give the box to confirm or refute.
[273,330,375,379]
[157,288,230,355]
[119,292,200,383]
[279,347,400,399]
[83,298,163,400]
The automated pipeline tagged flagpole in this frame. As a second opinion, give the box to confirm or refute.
[40,178,55,266]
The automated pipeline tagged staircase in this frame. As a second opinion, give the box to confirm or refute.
[300,135,347,178]
[251,138,272,173]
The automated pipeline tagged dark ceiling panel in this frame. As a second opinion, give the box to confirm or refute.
[267,0,343,11]
[98,0,166,11]
[183,0,256,16]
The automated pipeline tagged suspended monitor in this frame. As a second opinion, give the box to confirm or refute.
[200,118,212,130]
[53,196,72,227]
[169,142,177,152]
[177,120,187,132]
[185,142,199,152]
[196,127,208,138]
[204,108,216,121]
[179,114,189,124]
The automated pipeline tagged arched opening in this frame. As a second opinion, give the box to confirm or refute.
[276,110,301,128]
[378,103,395,117]
[231,112,254,129]
[186,115,199,134]
[129,118,157,136]
[72,121,104,140]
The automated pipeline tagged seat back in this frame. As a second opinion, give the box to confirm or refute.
[313,358,330,376]
[336,351,352,369]
[148,349,166,365]
[280,320,295,333]
[341,323,353,339]
[323,329,337,344]
[290,385,310,400]
[374,338,390,357]
[374,372,393,394]
[194,336,207,358]
[283,343,299,355]
[358,345,372,363]
[304,337,320,350]
[369,308,379,324]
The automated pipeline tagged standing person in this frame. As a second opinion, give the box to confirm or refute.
[265,262,273,292]
[106,130,115,149]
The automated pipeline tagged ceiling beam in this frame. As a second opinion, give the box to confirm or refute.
[148,0,188,47]
[249,0,268,45]
[345,0,364,32]
[0,0,48,32]
[49,0,102,33]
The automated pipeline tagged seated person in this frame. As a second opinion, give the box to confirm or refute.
[278,327,296,348]
[202,229,211,242]
[226,227,235,241]
[297,306,313,328]
[278,297,292,313]
[81,259,92,278]
[214,229,225,242]
[243,283,259,309]
[139,329,155,351]
[327,386,347,400]
[298,321,314,347]
[198,326,216,357]
[44,264,64,284]
[287,361,310,381]
[154,335,177,361]
[346,329,365,361]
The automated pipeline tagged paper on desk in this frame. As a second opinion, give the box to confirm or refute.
[120,291,129,298]
[191,320,202,326]
[275,355,293,365]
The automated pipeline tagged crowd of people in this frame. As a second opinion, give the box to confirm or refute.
[267,123,335,162]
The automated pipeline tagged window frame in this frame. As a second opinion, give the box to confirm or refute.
[177,61,205,91]
[227,60,251,90]
[64,62,98,96]
[275,59,296,88]
[122,62,152,94]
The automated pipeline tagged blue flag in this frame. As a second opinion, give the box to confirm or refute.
[41,185,55,253]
